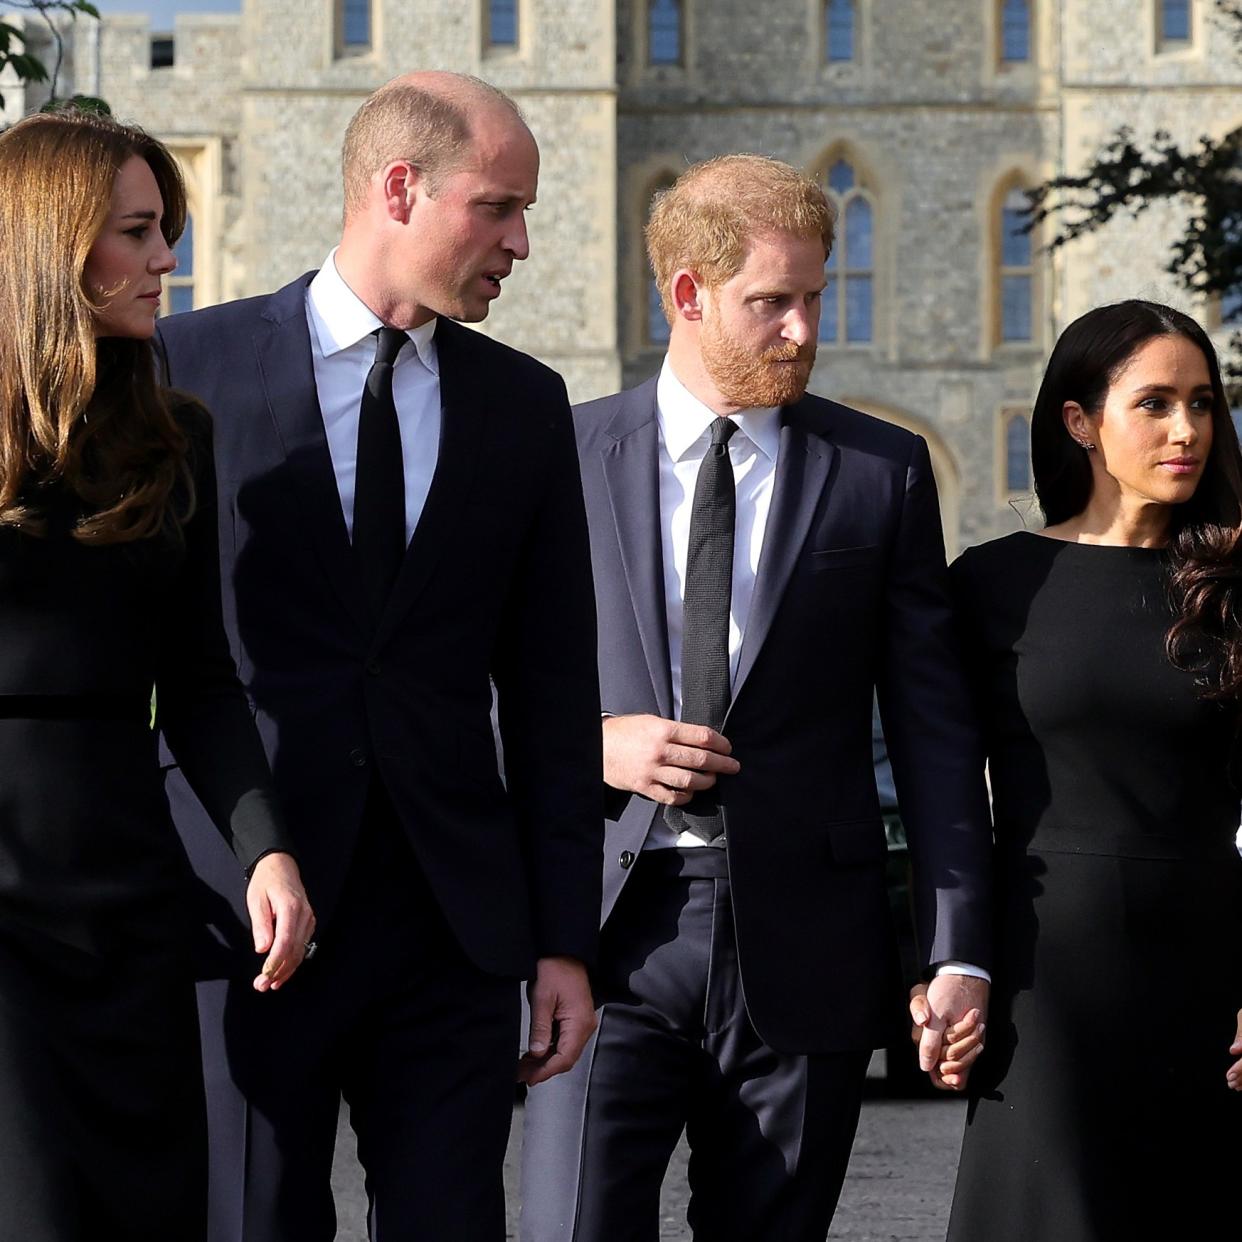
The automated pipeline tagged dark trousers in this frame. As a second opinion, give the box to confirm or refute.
[520,848,868,1242]
[199,782,520,1242]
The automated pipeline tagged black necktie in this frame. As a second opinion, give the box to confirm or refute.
[665,416,738,843]
[354,326,407,621]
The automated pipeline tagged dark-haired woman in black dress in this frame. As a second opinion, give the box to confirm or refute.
[0,109,315,1240]
[944,301,1242,1241]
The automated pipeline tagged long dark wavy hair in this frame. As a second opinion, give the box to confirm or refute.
[1031,299,1242,701]
[0,107,192,543]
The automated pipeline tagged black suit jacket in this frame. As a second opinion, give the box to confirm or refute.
[576,378,992,1053]
[156,273,602,979]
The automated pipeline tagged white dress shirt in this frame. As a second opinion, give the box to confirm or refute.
[645,359,781,851]
[306,249,441,544]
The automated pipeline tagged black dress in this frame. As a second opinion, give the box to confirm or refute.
[0,403,290,1241]
[947,532,1242,1242]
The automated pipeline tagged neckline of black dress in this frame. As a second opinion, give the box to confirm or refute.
[1011,529,1166,554]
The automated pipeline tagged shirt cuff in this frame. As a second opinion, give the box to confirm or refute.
[933,961,991,983]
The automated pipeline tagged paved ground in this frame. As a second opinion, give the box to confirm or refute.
[329,1058,968,1240]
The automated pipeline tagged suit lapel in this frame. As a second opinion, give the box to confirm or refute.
[252,275,371,636]
[601,380,675,718]
[373,317,482,649]
[727,399,836,716]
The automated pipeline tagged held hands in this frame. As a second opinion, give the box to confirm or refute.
[909,975,989,1091]
[1229,1009,1242,1092]
[246,851,316,993]
[602,713,740,805]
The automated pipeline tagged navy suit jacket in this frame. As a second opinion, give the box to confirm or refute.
[156,274,603,979]
[576,378,992,1053]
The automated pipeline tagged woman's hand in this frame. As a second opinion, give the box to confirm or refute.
[245,852,316,993]
[1228,1009,1242,1091]
[910,981,987,1091]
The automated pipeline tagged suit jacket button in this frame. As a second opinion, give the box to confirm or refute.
[619,850,635,869]
[349,747,367,767]
[366,659,381,675]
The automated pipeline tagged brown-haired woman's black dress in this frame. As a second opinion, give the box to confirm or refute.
[0,405,290,1242]
[947,532,1242,1242]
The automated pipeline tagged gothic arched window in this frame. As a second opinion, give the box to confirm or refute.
[820,158,874,344]
[165,213,195,316]
[1003,411,1032,493]
[645,174,677,346]
[999,187,1033,342]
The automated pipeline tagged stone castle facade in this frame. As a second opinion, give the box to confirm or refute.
[3,0,1238,552]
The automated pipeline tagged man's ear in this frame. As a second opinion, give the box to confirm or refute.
[672,269,705,323]
[381,160,420,223]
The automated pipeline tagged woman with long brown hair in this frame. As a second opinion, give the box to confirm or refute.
[0,108,314,1239]
[943,300,1242,1240]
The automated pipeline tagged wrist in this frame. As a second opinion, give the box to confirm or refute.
[245,847,290,880]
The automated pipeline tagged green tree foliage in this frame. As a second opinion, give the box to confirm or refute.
[0,2,106,114]
[1030,127,1242,307]
[1028,3,1241,386]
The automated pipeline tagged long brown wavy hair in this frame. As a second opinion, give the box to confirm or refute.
[0,107,192,543]
[1030,300,1242,701]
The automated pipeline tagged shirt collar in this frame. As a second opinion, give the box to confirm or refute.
[655,357,781,463]
[306,247,439,377]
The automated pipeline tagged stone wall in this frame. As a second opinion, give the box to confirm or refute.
[1059,0,1242,352]
[30,0,1239,549]
[208,0,618,398]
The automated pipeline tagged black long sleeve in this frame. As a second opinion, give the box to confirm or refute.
[155,402,293,872]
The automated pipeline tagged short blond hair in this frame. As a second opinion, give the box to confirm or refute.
[645,154,835,323]
[341,74,523,216]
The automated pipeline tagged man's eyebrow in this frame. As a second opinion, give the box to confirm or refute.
[746,288,812,299]
[470,191,535,205]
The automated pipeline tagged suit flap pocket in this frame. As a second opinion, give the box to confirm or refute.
[808,545,880,571]
[826,818,888,865]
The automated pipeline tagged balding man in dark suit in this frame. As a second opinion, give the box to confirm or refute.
[159,72,602,1242]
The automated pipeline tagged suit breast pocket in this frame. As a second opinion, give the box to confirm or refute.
[807,544,881,572]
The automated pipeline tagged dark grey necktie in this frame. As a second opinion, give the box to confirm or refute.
[354,326,407,621]
[665,415,739,843]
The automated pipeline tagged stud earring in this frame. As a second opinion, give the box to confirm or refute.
[1075,439,1096,451]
